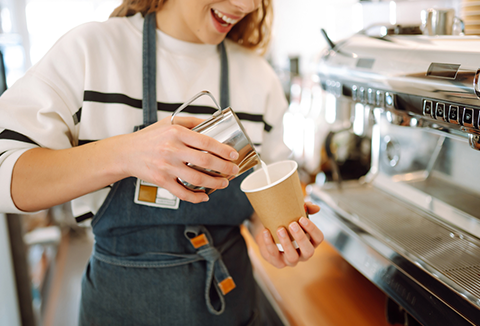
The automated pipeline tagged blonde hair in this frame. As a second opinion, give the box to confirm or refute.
[110,0,273,53]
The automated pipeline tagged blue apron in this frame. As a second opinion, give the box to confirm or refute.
[78,13,282,326]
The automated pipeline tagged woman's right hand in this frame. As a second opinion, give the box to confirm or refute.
[119,116,240,203]
[12,115,237,212]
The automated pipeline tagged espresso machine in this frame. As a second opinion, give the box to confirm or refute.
[308,25,480,325]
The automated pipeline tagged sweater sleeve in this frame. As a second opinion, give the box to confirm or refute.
[0,22,92,213]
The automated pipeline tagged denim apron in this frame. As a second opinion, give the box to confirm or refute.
[78,13,282,326]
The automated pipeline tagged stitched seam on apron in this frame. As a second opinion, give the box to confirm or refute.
[93,253,202,268]
[93,231,243,268]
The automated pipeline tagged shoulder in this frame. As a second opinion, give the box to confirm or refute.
[30,16,141,79]
[224,40,278,81]
[52,16,139,51]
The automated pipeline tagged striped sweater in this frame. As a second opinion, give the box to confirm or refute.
[0,13,290,218]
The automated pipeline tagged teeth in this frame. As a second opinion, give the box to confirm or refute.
[213,9,239,25]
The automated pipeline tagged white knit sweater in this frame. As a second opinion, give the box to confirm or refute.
[0,13,290,218]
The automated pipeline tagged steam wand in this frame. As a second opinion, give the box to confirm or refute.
[320,28,336,50]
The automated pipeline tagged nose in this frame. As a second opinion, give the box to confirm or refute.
[230,0,261,14]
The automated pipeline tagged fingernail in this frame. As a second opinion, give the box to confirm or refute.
[263,230,270,241]
[222,179,229,187]
[230,151,239,160]
[232,165,239,174]
[278,228,287,238]
[202,196,209,202]
[299,217,309,227]
[289,222,299,232]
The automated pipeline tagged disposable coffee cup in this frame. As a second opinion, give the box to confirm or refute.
[240,160,307,251]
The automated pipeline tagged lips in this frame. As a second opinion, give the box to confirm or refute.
[210,9,240,34]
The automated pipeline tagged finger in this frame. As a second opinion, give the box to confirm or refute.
[161,178,209,203]
[299,217,324,247]
[305,201,320,214]
[181,148,239,176]
[170,116,205,129]
[289,221,315,260]
[276,227,299,266]
[261,230,286,269]
[263,229,282,258]
[177,127,239,162]
[175,164,230,191]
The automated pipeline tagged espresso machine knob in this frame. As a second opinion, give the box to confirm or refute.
[376,90,384,107]
[448,105,459,124]
[367,88,375,105]
[435,103,446,121]
[359,87,366,103]
[463,108,474,127]
[352,85,358,101]
[385,92,394,108]
[423,100,433,117]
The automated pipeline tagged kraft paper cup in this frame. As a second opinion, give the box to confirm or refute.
[240,160,307,251]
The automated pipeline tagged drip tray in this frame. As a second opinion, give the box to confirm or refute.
[408,175,480,220]
[315,181,480,303]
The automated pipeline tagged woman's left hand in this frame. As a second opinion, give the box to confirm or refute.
[253,202,324,268]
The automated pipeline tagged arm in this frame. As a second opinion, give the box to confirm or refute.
[249,202,323,268]
[11,116,240,212]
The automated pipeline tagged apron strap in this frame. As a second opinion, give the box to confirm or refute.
[184,225,237,315]
[135,12,159,131]
[219,41,230,109]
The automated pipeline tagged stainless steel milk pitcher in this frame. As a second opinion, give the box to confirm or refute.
[171,90,261,194]
[420,8,465,36]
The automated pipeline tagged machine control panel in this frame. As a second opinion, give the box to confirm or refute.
[350,84,390,108]
[422,99,479,129]
[322,81,479,131]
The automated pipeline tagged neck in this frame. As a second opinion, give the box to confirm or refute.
[155,6,203,44]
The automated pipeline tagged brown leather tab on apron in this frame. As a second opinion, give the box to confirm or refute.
[190,233,209,249]
[218,276,236,295]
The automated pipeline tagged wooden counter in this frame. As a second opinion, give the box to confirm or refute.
[241,226,391,326]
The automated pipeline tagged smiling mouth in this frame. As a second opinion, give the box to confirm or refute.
[212,9,239,26]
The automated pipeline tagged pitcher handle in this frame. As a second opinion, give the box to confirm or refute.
[171,90,223,125]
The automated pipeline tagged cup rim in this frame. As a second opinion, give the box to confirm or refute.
[240,160,298,193]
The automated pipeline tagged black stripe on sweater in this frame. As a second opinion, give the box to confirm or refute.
[0,130,39,146]
[73,107,82,125]
[83,90,272,131]
[78,139,96,146]
[75,211,94,223]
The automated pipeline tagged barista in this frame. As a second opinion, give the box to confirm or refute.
[0,0,324,324]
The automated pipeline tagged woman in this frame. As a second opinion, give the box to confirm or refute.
[0,0,324,324]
